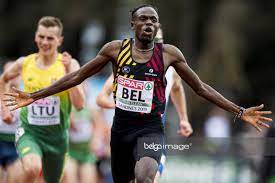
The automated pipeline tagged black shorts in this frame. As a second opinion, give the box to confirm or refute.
[0,141,18,168]
[110,118,164,183]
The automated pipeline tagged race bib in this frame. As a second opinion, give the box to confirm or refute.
[0,109,20,134]
[69,120,92,142]
[116,76,154,113]
[27,96,60,126]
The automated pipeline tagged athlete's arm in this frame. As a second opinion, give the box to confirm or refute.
[62,52,85,111]
[170,70,189,122]
[0,58,23,123]
[170,70,193,137]
[164,44,272,132]
[96,74,115,109]
[4,41,122,110]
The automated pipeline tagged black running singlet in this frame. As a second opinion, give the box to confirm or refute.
[113,38,166,121]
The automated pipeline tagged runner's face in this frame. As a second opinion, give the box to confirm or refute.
[131,7,160,43]
[35,25,62,56]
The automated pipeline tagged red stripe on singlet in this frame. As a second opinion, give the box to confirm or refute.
[159,80,166,103]
[150,56,159,72]
[154,45,163,71]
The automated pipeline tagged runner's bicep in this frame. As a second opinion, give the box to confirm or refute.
[172,61,204,93]
[77,54,110,82]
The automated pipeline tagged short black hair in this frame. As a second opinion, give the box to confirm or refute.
[130,4,158,20]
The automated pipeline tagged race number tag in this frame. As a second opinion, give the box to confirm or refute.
[27,96,60,126]
[116,76,154,113]
[69,121,92,143]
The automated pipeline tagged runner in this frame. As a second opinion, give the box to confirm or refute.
[4,5,272,183]
[0,61,23,183]
[0,16,85,183]
[62,107,97,183]
[62,81,97,183]
[154,27,192,183]
[96,68,193,183]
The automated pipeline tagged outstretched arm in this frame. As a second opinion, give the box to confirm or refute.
[4,41,121,110]
[164,44,272,132]
[96,74,115,109]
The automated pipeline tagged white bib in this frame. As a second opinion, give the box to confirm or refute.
[116,76,154,113]
[0,101,20,134]
[69,121,92,142]
[27,96,60,126]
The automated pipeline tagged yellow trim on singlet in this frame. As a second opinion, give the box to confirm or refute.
[117,40,130,64]
[114,39,134,99]
[125,57,133,65]
[122,38,130,47]
[119,51,131,67]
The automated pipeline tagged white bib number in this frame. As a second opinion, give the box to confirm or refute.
[27,96,60,126]
[69,121,92,142]
[116,76,154,113]
[0,109,20,134]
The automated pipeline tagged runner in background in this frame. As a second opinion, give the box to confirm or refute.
[90,76,114,183]
[0,61,23,183]
[154,28,193,182]
[62,81,97,183]
[0,16,85,183]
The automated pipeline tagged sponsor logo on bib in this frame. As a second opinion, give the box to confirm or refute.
[116,76,154,113]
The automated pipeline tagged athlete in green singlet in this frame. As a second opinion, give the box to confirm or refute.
[0,16,85,183]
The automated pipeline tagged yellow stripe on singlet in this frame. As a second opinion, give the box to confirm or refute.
[113,83,117,92]
[119,51,131,67]
[117,40,130,63]
[122,39,130,47]
[126,57,133,65]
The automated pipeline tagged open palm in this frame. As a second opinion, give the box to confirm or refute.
[4,87,34,111]
[241,104,272,132]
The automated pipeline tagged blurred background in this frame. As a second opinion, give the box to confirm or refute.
[0,0,275,182]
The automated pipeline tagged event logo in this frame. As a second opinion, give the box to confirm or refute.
[122,66,130,74]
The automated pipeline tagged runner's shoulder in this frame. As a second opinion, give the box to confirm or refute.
[13,56,25,69]
[163,44,186,62]
[103,40,123,51]
[163,44,182,56]
[100,40,123,58]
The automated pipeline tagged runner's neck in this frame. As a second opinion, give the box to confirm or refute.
[36,51,58,70]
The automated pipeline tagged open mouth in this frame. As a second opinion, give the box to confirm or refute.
[40,46,50,52]
[143,27,153,34]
